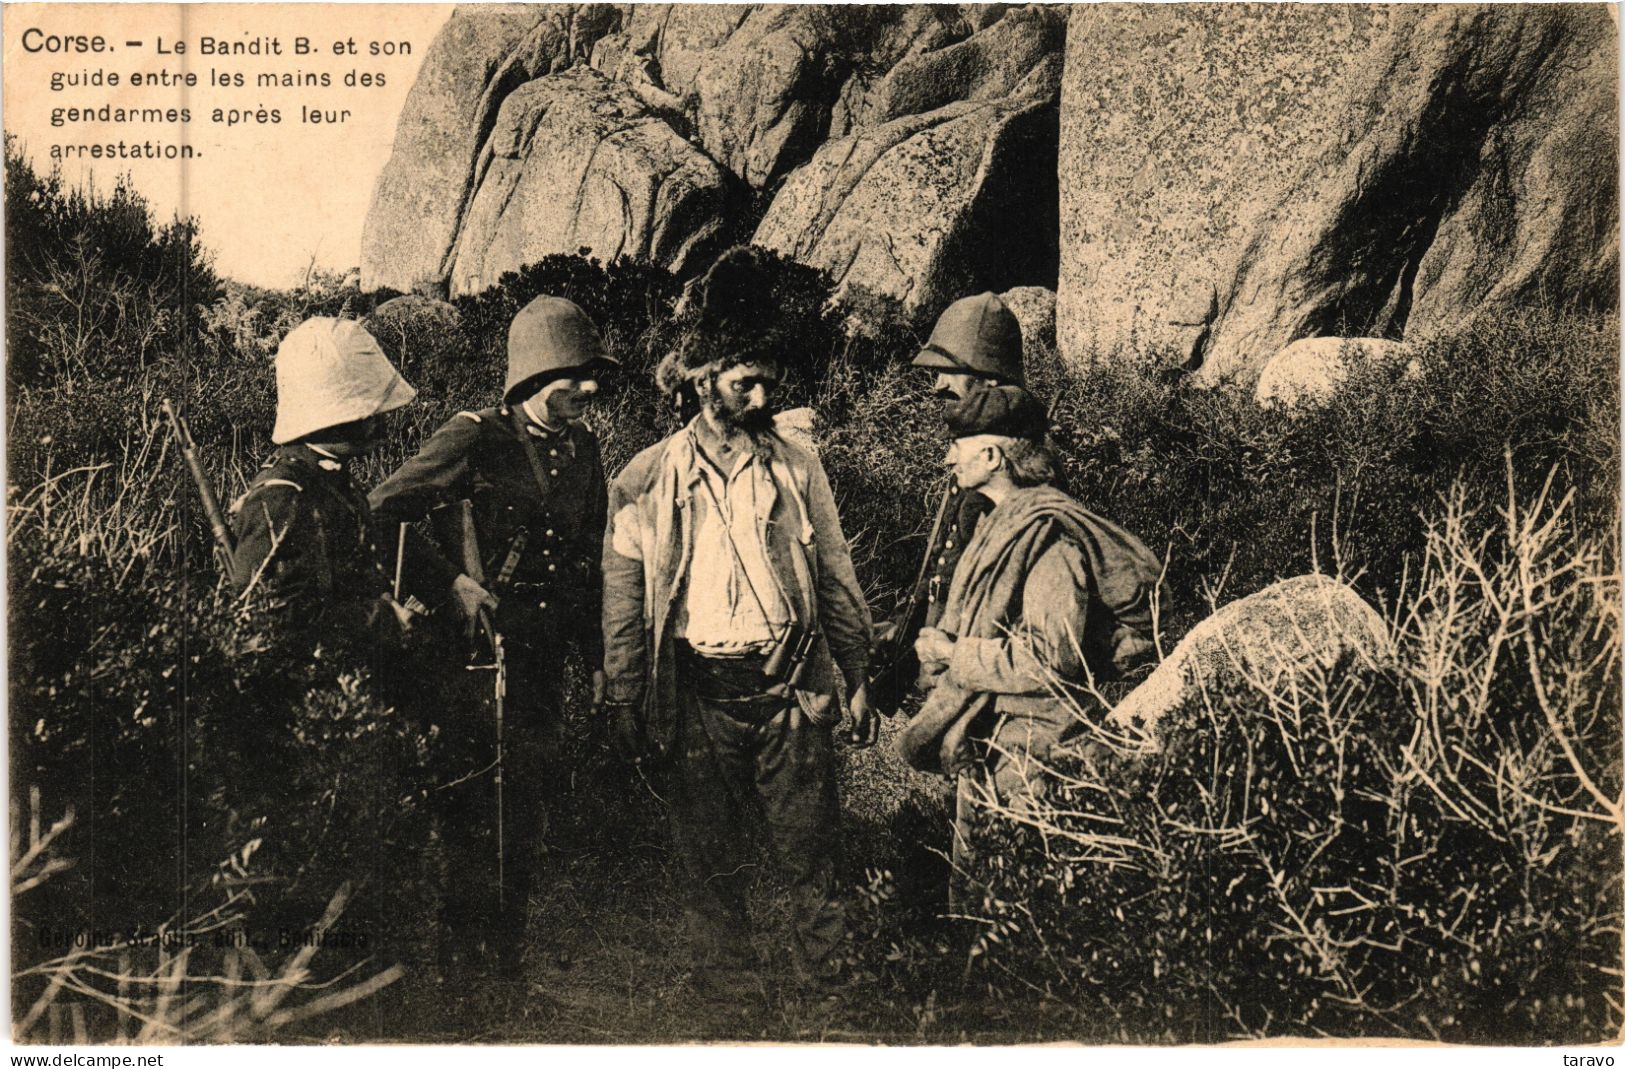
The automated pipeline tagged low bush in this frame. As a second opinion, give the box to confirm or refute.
[4,136,220,394]
[951,468,1621,1042]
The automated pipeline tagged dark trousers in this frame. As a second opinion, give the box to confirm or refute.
[432,640,561,965]
[669,649,845,978]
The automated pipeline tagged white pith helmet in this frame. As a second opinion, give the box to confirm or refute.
[271,318,417,444]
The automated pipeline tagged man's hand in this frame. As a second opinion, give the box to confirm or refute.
[450,573,499,621]
[914,626,955,670]
[590,669,608,710]
[383,595,419,634]
[844,683,879,748]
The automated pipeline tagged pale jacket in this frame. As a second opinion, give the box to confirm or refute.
[601,421,871,759]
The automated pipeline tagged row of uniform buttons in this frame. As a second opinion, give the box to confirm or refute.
[932,538,958,602]
[521,423,565,476]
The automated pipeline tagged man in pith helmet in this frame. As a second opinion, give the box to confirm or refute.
[230,316,444,647]
[910,290,1028,397]
[370,295,616,980]
[869,292,1034,715]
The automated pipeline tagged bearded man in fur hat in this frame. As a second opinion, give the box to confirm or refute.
[600,247,874,1001]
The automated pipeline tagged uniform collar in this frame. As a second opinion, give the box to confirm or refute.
[280,442,346,473]
[504,402,567,440]
[521,398,565,435]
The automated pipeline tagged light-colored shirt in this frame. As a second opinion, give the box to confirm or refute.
[675,444,791,654]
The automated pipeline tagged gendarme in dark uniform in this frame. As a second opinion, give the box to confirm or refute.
[229,317,431,653]
[368,296,616,980]
[869,292,1035,714]
[368,406,607,663]
[231,444,386,639]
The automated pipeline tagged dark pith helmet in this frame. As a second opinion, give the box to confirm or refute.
[943,384,1048,441]
[505,296,618,402]
[912,292,1026,385]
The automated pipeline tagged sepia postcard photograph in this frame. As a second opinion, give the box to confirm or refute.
[2,0,1621,1051]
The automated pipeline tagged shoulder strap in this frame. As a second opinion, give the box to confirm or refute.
[229,477,303,515]
[512,409,556,501]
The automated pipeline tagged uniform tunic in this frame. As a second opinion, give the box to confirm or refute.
[368,406,606,663]
[367,405,608,968]
[924,488,995,629]
[229,444,450,647]
[868,486,995,712]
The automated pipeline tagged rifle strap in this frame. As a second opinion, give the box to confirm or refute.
[905,481,956,614]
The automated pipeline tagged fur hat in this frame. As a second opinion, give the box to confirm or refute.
[271,318,416,444]
[658,246,781,394]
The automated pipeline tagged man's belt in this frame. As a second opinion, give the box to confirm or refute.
[677,642,785,708]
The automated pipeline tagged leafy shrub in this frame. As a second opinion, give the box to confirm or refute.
[9,512,441,999]
[4,136,220,393]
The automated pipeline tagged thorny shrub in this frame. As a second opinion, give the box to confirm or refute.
[946,468,1621,1043]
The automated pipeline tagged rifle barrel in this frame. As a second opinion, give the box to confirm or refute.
[162,399,236,560]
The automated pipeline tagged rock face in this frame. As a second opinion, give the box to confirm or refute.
[754,5,1066,318]
[1057,4,1618,379]
[755,56,1059,318]
[590,5,840,192]
[446,67,732,295]
[368,5,1614,348]
[1057,6,1409,370]
[362,5,626,294]
[364,4,1069,311]
[1204,5,1619,377]
[1254,337,1414,409]
[1108,575,1393,745]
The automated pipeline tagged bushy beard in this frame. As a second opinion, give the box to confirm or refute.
[712,391,776,435]
[705,397,774,463]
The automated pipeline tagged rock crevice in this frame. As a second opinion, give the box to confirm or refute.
[363,2,1069,312]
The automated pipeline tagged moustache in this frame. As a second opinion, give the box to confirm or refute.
[737,407,775,431]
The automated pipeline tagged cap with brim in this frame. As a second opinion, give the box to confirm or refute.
[944,384,1048,441]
